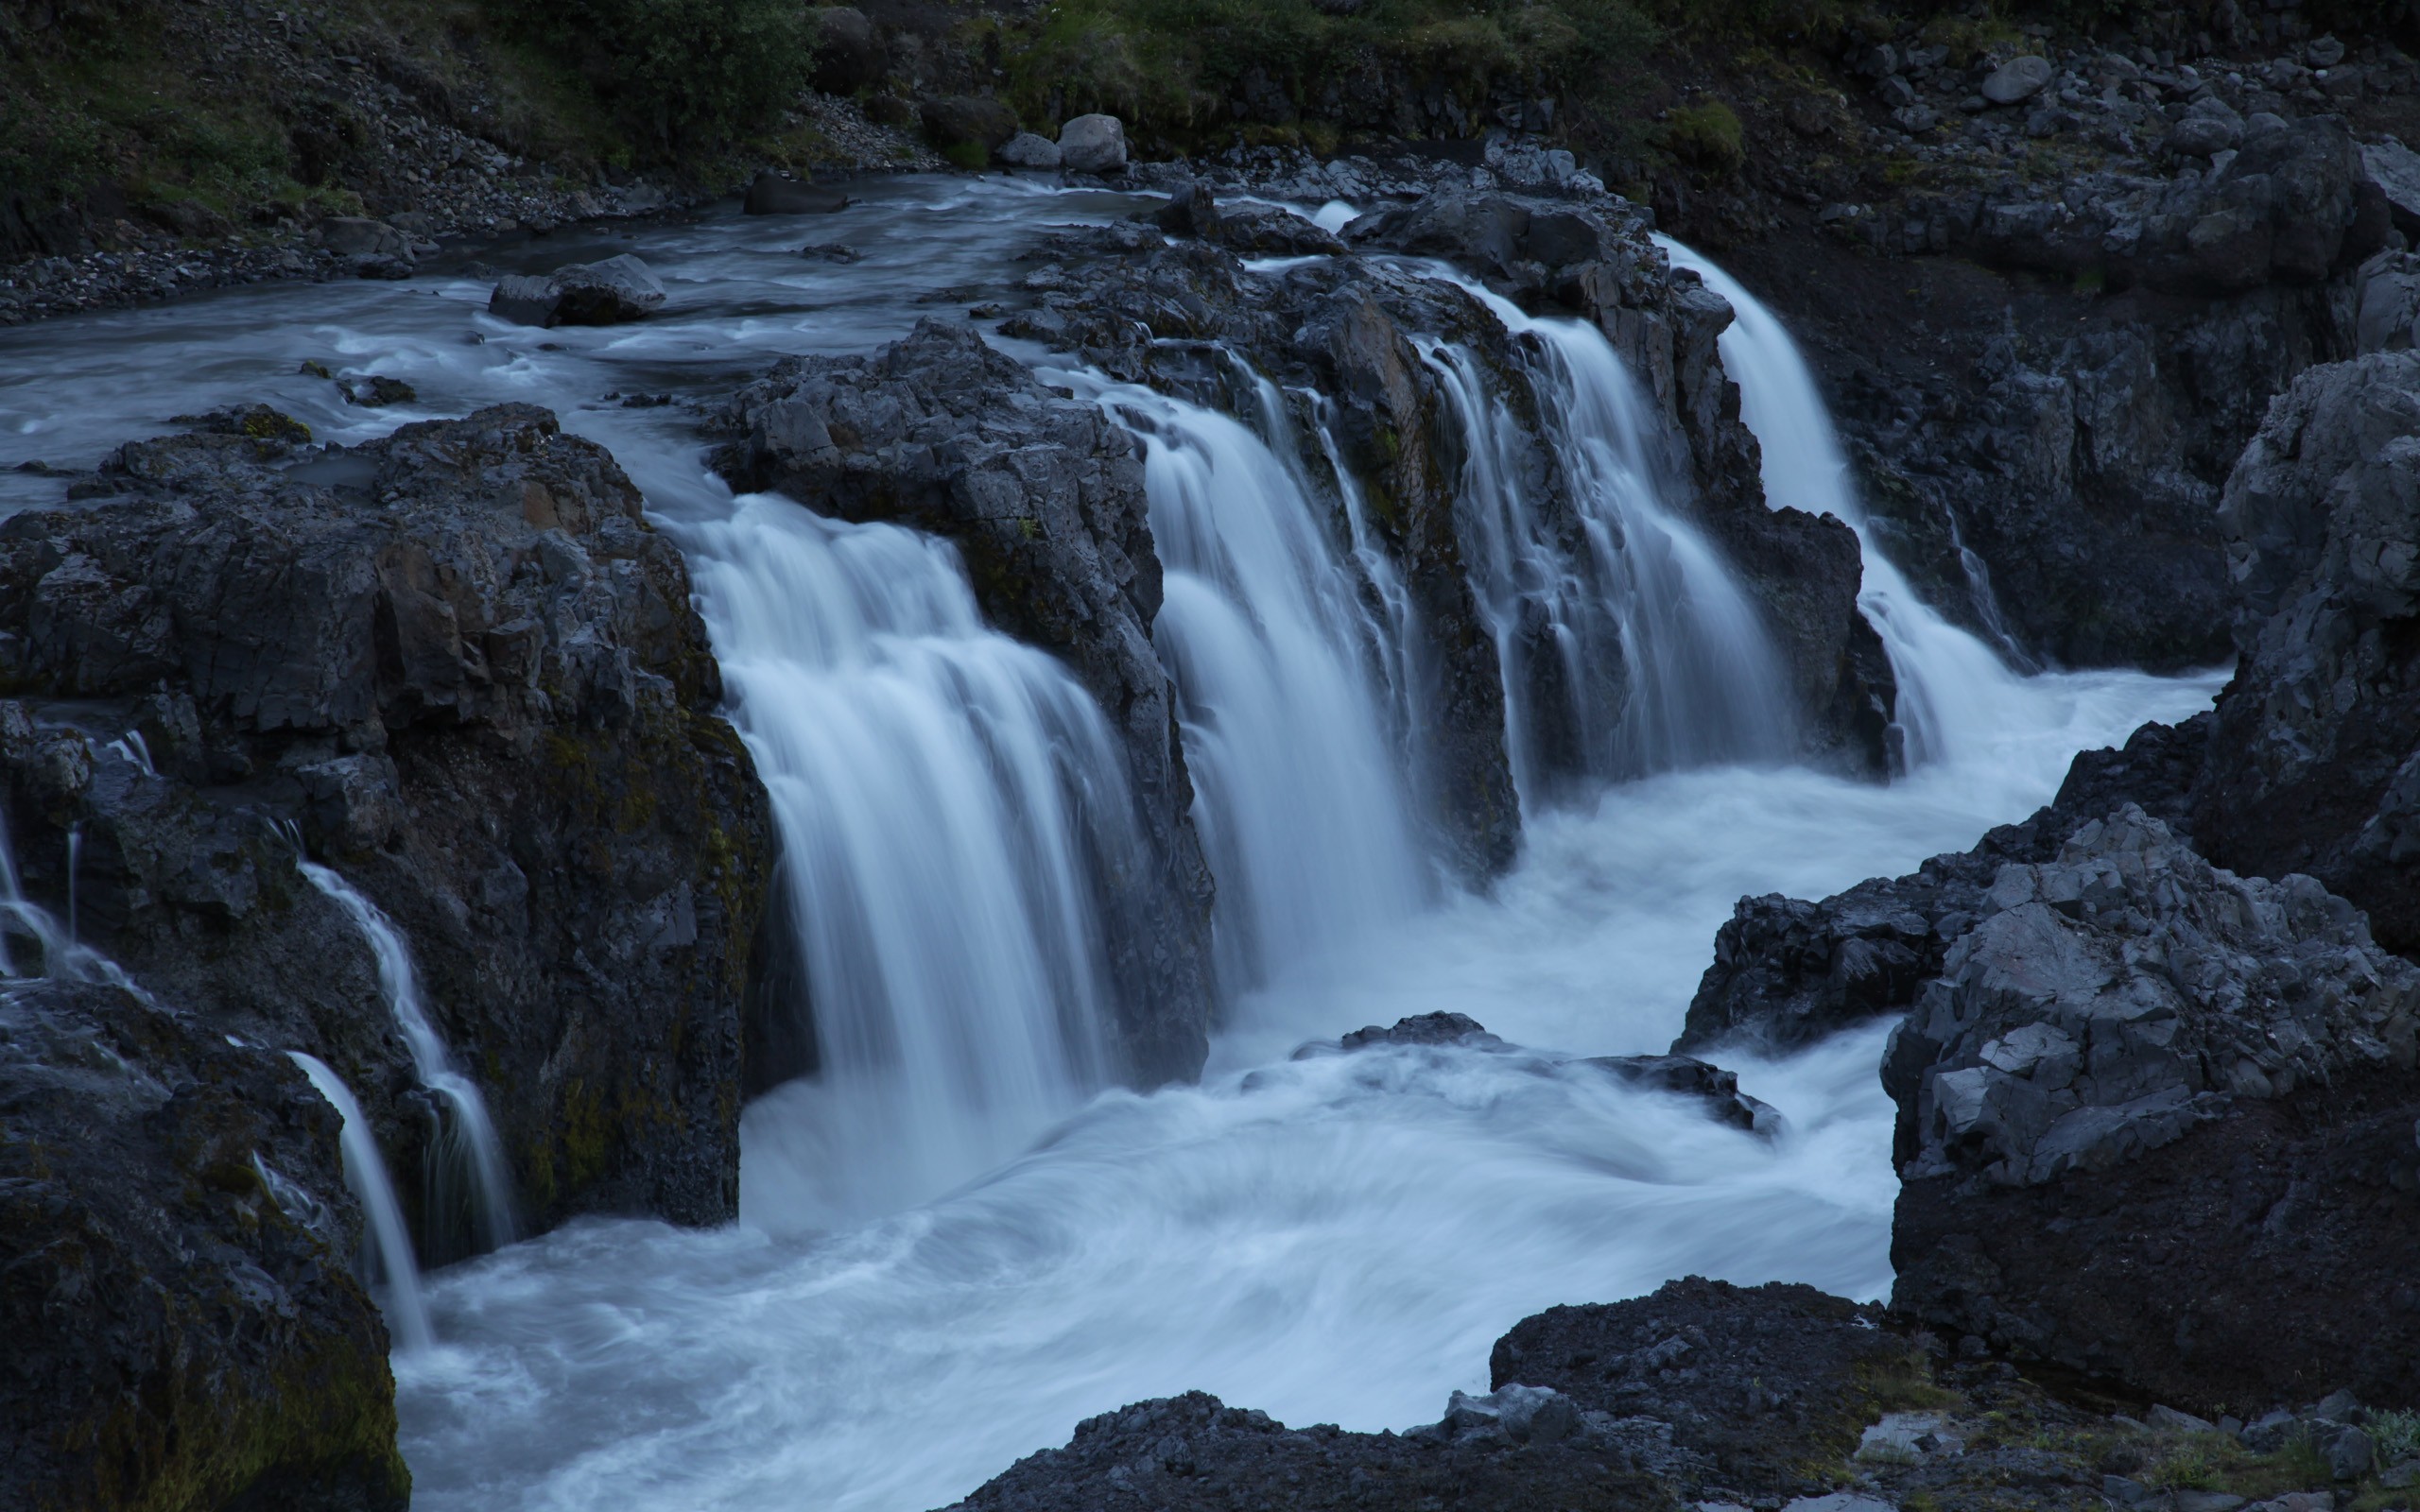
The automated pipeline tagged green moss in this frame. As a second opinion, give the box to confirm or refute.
[1660,99,1744,175]
[942,139,989,171]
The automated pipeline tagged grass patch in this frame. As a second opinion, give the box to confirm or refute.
[1661,99,1744,174]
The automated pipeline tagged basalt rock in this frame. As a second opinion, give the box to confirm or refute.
[2195,350,2420,956]
[0,973,408,1512]
[1885,806,2420,1411]
[712,319,1217,1085]
[1678,713,2212,1055]
[0,404,774,1243]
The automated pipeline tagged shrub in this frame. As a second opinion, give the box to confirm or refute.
[1661,99,1744,173]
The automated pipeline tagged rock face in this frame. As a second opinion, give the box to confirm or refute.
[714,320,1217,1085]
[0,974,409,1512]
[488,254,667,327]
[1679,713,2210,1054]
[0,404,774,1240]
[2195,351,2420,955]
[1885,805,2420,1412]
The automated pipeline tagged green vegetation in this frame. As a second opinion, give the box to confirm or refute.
[1661,99,1744,173]
[479,0,820,149]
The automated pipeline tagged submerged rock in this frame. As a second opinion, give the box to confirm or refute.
[0,975,408,1512]
[0,404,774,1237]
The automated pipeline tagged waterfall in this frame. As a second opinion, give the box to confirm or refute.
[289,1051,435,1353]
[299,859,519,1259]
[1656,239,2031,767]
[683,491,1136,1227]
[1093,379,1428,990]
[1420,296,1796,797]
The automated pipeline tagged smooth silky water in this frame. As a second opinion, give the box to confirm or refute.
[0,177,2224,1511]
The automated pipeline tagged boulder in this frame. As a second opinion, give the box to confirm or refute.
[922,94,1019,161]
[1887,805,2420,1410]
[1058,112,1128,174]
[743,169,849,215]
[2361,137,2420,239]
[1214,203,1345,258]
[807,5,886,94]
[317,215,411,261]
[1154,178,1220,238]
[995,130,1062,169]
[2195,352,2420,954]
[713,320,1216,1085]
[0,974,409,1512]
[486,253,666,327]
[0,404,775,1240]
[1979,55,2054,105]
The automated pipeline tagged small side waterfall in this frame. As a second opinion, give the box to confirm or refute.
[1423,295,1796,797]
[1656,239,2030,766]
[289,1051,435,1353]
[299,860,519,1258]
[1098,381,1428,989]
[683,490,1136,1226]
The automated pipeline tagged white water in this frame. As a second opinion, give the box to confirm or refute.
[1657,238,2036,768]
[1090,378,1428,989]
[291,1050,437,1352]
[300,859,520,1257]
[684,491,1134,1228]
[0,180,2230,1512]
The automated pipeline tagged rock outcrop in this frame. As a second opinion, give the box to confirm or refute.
[1679,713,2210,1054]
[714,320,1218,1085]
[2195,350,2420,956]
[0,973,409,1512]
[0,404,774,1241]
[1885,805,2420,1412]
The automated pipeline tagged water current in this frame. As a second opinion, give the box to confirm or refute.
[0,176,2224,1510]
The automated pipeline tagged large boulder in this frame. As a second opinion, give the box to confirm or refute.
[487,253,666,327]
[714,319,1216,1085]
[2194,351,2420,955]
[922,94,1019,163]
[0,973,408,1512]
[0,404,774,1241]
[1057,112,1128,174]
[1885,805,2420,1410]
[807,5,886,94]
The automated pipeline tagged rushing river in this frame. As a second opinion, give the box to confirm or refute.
[0,175,2223,1511]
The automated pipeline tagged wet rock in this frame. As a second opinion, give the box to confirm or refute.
[1583,1054,1783,1135]
[1679,714,2212,1054]
[1216,204,1345,258]
[712,319,1217,1085]
[995,131,1062,170]
[1059,112,1129,174]
[1888,805,2420,1411]
[487,253,666,327]
[339,374,417,407]
[0,404,774,1237]
[0,974,409,1512]
[799,242,863,263]
[1980,56,2055,106]
[1155,179,1222,238]
[743,170,850,215]
[2194,352,2420,954]
[1338,1010,1500,1049]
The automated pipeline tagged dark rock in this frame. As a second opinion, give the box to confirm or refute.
[1582,1054,1783,1134]
[487,254,666,327]
[339,374,416,407]
[0,404,774,1239]
[713,320,1216,1085]
[922,95,1019,160]
[0,974,408,1512]
[2195,351,2420,956]
[808,6,886,95]
[799,243,862,263]
[1887,805,2420,1411]
[1155,179,1222,239]
[743,170,849,216]
[1338,1010,1500,1049]
[1980,56,2054,105]
[1058,113,1127,175]
[1216,204,1345,258]
[1679,714,2211,1054]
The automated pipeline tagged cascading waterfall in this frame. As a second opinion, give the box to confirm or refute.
[1090,378,1428,990]
[1656,239,2031,767]
[1421,296,1796,797]
[298,858,519,1259]
[681,490,1136,1227]
[288,1051,435,1353]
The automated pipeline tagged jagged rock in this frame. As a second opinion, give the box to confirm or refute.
[487,253,666,327]
[995,130,1062,169]
[1582,1054,1783,1135]
[1887,806,2420,1411]
[1058,112,1128,174]
[2362,138,2420,239]
[743,170,849,215]
[0,973,408,1512]
[1216,204,1345,258]
[0,404,774,1239]
[2195,352,2420,954]
[712,319,1216,1085]
[1679,714,2211,1054]
[1337,1010,1501,1049]
[1155,179,1221,238]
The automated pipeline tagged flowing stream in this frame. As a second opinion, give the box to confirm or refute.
[0,177,2225,1511]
